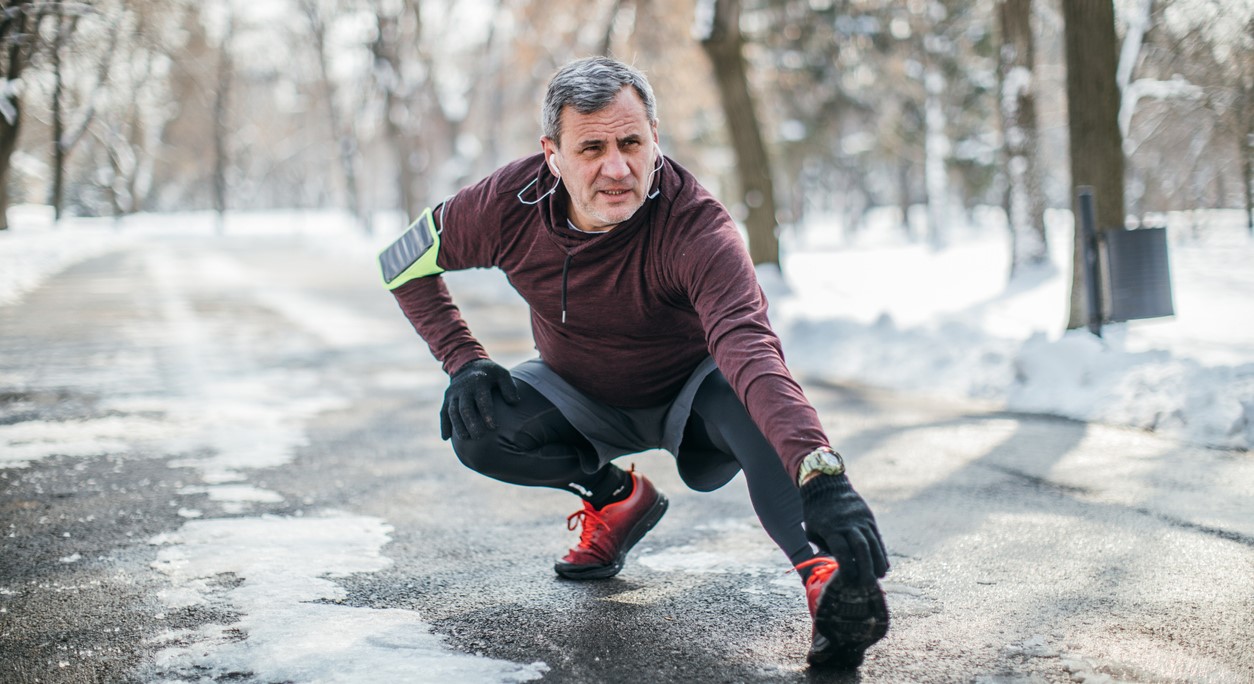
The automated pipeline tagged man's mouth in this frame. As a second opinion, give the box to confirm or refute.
[601,189,631,197]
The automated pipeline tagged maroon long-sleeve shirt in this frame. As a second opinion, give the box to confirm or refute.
[392,153,828,477]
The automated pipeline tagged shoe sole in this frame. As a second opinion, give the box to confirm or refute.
[808,581,890,668]
[554,494,669,580]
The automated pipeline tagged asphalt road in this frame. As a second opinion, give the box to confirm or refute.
[1,233,1251,683]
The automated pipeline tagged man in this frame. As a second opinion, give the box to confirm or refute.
[380,56,889,668]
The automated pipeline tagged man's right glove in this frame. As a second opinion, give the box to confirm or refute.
[800,473,890,669]
[800,473,890,586]
[440,358,521,441]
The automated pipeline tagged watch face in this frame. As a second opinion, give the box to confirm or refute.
[799,448,844,485]
[807,449,843,475]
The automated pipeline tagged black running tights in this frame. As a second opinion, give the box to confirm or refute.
[449,372,815,567]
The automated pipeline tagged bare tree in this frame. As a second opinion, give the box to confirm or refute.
[88,2,177,217]
[1236,22,1254,235]
[997,0,1047,276]
[1062,0,1125,330]
[370,0,418,222]
[300,0,365,232]
[47,8,70,220]
[0,2,51,230]
[47,5,115,221]
[697,0,779,266]
[211,6,232,233]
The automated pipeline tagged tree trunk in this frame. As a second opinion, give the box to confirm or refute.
[599,0,629,56]
[50,13,67,222]
[0,109,17,231]
[997,0,1048,276]
[1062,0,1125,329]
[372,8,418,223]
[212,12,234,234]
[303,0,366,233]
[924,65,948,249]
[699,0,779,266]
[898,157,912,236]
[1243,77,1253,236]
[0,6,31,232]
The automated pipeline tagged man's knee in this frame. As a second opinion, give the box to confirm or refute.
[451,432,520,479]
[693,370,749,418]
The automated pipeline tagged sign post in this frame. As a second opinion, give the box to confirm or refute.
[1077,187,1104,337]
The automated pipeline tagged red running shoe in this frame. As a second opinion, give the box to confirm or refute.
[554,470,668,580]
[796,556,890,668]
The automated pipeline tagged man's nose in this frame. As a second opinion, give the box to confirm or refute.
[601,149,630,180]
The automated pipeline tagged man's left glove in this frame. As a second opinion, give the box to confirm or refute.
[440,358,521,441]
[800,474,890,586]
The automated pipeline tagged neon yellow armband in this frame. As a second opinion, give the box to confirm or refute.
[379,208,445,289]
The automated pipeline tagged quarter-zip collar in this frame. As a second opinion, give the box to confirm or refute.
[529,157,666,325]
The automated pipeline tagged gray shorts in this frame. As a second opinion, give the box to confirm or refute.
[512,356,740,491]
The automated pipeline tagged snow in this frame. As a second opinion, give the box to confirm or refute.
[765,208,1254,451]
[148,512,546,683]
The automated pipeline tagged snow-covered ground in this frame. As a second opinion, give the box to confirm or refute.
[766,207,1254,452]
[3,204,1251,451]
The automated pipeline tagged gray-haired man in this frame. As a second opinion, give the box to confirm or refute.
[381,56,889,667]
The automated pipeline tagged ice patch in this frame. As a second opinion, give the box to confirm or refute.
[179,485,284,514]
[0,416,177,469]
[146,512,547,683]
[638,545,777,577]
[152,376,347,482]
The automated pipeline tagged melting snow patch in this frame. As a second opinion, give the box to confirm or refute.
[0,416,175,469]
[179,485,283,502]
[146,511,546,683]
[638,545,778,577]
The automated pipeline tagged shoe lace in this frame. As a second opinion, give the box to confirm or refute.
[794,556,839,589]
[567,503,612,555]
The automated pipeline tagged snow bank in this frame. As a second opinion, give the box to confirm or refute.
[771,208,1254,450]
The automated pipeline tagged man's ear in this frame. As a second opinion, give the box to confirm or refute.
[540,137,560,176]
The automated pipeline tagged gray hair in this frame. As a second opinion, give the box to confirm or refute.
[542,57,657,146]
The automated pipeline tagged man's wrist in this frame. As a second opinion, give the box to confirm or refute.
[796,446,845,487]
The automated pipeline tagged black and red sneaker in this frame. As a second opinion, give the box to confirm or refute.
[554,470,668,580]
[796,556,890,668]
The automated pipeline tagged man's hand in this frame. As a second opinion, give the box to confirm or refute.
[440,359,521,440]
[801,474,889,586]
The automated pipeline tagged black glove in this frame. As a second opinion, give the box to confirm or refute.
[801,473,889,586]
[440,359,521,441]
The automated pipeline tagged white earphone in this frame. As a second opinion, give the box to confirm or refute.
[548,154,560,177]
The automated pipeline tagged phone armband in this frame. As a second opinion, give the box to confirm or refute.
[379,208,445,289]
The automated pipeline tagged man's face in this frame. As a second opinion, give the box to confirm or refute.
[541,87,659,233]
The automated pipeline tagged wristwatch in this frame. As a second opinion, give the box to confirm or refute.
[797,447,845,486]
